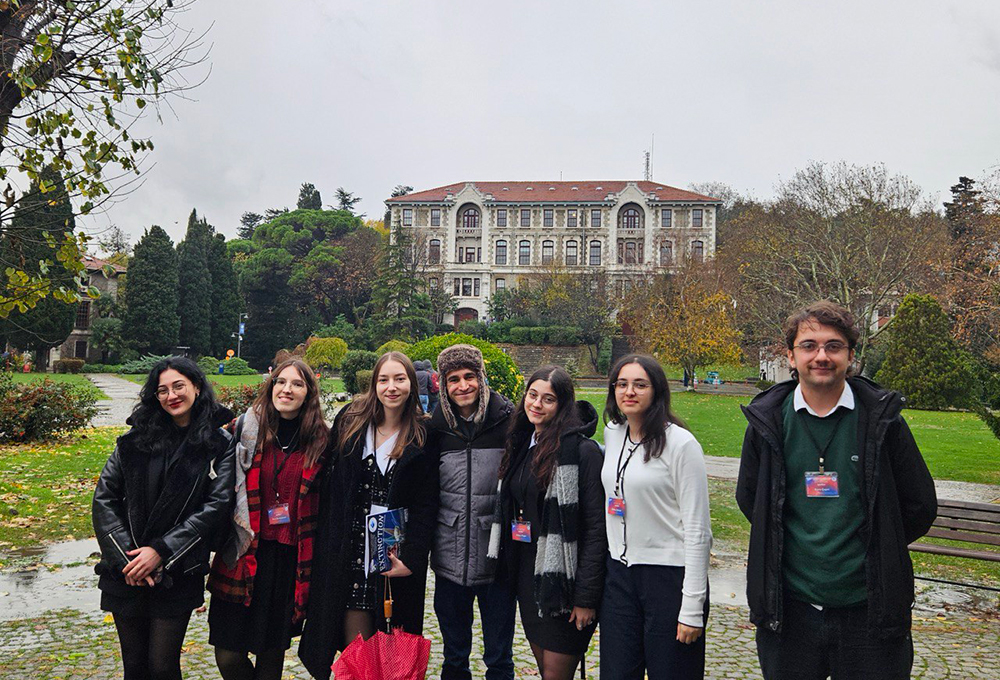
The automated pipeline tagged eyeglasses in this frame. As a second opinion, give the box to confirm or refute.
[156,381,189,400]
[613,380,651,392]
[793,340,849,356]
[274,377,307,390]
[526,390,557,406]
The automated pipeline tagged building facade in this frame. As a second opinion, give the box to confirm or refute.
[52,255,126,364]
[385,180,721,323]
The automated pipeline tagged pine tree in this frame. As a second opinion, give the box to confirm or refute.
[0,169,78,368]
[875,294,976,409]
[238,212,263,240]
[208,233,241,357]
[124,226,180,354]
[297,183,322,210]
[177,209,213,356]
[367,226,436,343]
[335,187,362,214]
[239,247,300,369]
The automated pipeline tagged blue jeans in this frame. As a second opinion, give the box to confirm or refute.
[434,573,515,680]
[756,597,913,679]
[419,394,430,413]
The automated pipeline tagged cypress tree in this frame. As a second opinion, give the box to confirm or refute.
[208,233,241,357]
[177,209,213,356]
[124,226,180,354]
[875,294,976,410]
[0,169,78,369]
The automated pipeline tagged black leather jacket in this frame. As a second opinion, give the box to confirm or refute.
[92,423,235,587]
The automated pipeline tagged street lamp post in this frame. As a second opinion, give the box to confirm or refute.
[233,313,248,358]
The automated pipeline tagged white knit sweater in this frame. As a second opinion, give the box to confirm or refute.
[601,421,713,627]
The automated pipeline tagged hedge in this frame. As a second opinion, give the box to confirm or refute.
[356,369,374,394]
[406,333,524,401]
[81,363,123,373]
[0,374,99,442]
[53,358,85,374]
[342,350,380,393]
[215,383,259,415]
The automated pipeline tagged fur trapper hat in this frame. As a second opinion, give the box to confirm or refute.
[437,344,490,429]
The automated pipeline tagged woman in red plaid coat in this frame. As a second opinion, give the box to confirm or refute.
[207,358,331,680]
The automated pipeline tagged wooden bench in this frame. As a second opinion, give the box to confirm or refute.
[908,499,1000,563]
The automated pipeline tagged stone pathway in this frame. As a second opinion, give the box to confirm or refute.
[86,374,141,427]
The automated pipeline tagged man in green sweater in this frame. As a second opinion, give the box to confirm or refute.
[737,301,937,679]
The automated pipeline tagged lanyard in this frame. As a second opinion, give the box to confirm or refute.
[614,432,640,497]
[797,408,847,474]
[514,440,536,520]
[272,426,299,500]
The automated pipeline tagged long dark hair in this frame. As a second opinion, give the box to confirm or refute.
[337,352,426,459]
[252,358,329,468]
[499,365,578,488]
[130,356,219,454]
[604,354,685,462]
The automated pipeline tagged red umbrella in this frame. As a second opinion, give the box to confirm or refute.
[332,630,431,680]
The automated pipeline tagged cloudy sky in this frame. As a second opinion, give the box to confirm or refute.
[92,0,1000,246]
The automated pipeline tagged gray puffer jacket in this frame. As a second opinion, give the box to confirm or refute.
[426,388,514,586]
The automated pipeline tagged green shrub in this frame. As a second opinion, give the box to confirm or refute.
[119,354,172,374]
[221,356,257,375]
[564,357,580,383]
[485,319,514,344]
[81,363,123,373]
[406,333,524,401]
[509,327,532,344]
[342,350,380,393]
[375,339,411,356]
[597,337,613,375]
[458,321,488,339]
[755,379,775,391]
[305,337,349,372]
[215,383,260,415]
[548,326,581,345]
[53,358,86,374]
[875,294,976,410]
[198,356,222,374]
[0,373,99,442]
[528,327,548,344]
[356,369,374,393]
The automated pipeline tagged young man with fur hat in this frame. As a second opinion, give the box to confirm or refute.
[427,343,516,680]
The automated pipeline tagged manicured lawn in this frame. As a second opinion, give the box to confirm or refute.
[10,372,109,400]
[662,363,760,383]
[0,428,124,558]
[579,391,1000,485]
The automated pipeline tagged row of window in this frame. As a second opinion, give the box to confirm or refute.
[428,238,704,266]
[428,277,508,298]
[402,206,704,229]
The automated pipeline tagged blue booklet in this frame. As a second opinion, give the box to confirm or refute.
[365,507,408,575]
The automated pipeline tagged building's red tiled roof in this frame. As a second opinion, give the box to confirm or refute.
[83,254,126,274]
[386,181,720,204]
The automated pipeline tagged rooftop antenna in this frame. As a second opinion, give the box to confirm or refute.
[643,151,651,181]
[643,134,655,181]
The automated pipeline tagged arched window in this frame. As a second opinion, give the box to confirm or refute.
[565,240,578,265]
[589,240,602,265]
[495,240,507,265]
[660,241,673,266]
[542,240,554,264]
[462,206,480,229]
[622,207,641,229]
[519,240,531,265]
[692,240,704,263]
[428,239,441,264]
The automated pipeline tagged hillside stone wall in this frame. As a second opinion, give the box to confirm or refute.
[496,344,599,377]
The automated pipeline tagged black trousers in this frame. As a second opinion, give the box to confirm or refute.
[599,557,707,680]
[755,597,913,680]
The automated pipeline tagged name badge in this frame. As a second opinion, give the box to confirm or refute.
[511,520,531,543]
[268,503,291,525]
[805,472,839,498]
[607,497,626,517]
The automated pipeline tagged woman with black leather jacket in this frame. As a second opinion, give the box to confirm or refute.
[488,365,607,680]
[92,356,236,680]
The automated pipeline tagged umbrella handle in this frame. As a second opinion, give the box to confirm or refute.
[383,576,393,626]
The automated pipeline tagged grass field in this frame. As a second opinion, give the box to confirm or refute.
[10,373,109,400]
[577,390,1000,486]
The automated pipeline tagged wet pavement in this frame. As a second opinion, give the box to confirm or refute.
[86,374,141,427]
[1,536,997,679]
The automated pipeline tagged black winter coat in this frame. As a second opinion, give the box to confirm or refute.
[298,412,439,680]
[736,377,937,638]
[498,400,607,611]
[92,417,236,599]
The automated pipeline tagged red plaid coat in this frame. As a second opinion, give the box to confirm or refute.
[207,441,326,625]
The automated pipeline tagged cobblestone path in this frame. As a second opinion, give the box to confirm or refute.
[2,579,997,679]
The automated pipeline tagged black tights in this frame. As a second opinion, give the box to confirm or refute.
[215,646,287,680]
[113,612,192,680]
[529,641,583,680]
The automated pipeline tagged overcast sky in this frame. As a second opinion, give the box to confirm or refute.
[91,0,1000,246]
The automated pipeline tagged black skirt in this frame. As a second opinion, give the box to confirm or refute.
[515,540,597,656]
[100,572,205,619]
[208,539,300,653]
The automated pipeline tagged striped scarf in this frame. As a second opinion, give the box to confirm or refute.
[487,433,581,617]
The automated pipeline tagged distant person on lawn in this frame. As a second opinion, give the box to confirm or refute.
[736,300,937,679]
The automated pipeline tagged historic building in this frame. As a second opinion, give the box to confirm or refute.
[385,180,721,323]
[52,254,126,364]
